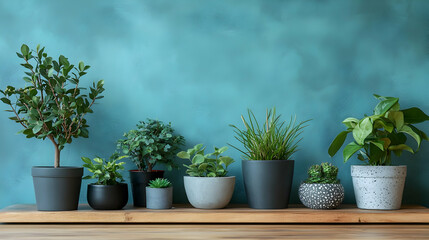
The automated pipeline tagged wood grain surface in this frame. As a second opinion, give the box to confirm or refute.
[1,204,429,223]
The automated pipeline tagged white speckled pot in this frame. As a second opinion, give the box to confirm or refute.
[351,165,407,210]
[299,183,344,209]
[184,176,235,209]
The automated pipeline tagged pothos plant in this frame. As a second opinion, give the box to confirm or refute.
[0,44,104,168]
[82,153,127,185]
[328,94,429,166]
[177,144,235,177]
[117,119,185,172]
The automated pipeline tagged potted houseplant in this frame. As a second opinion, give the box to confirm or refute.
[117,119,184,207]
[328,94,429,210]
[177,144,235,209]
[230,108,309,209]
[82,153,128,210]
[299,163,344,209]
[146,178,173,209]
[0,44,104,211]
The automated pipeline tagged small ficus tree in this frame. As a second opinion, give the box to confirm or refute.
[0,44,105,168]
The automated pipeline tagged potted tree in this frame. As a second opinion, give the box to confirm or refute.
[177,144,235,209]
[117,119,184,207]
[0,44,104,211]
[82,153,128,210]
[328,94,429,210]
[299,163,344,209]
[146,178,173,209]
[230,108,309,209]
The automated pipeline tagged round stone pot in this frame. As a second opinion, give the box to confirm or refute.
[129,170,164,207]
[242,160,294,209]
[32,166,83,211]
[351,165,407,210]
[184,176,235,209]
[146,187,173,209]
[87,183,128,210]
[298,183,344,209]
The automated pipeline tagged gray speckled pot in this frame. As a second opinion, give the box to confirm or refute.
[184,176,235,209]
[299,183,344,209]
[351,165,407,210]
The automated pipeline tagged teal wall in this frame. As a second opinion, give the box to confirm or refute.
[1,0,429,208]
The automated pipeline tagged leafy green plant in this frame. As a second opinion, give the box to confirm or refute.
[328,94,429,166]
[230,108,309,160]
[148,178,172,188]
[117,119,185,172]
[177,144,235,177]
[304,163,340,184]
[82,153,127,185]
[0,44,104,168]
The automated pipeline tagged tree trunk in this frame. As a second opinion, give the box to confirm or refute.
[48,135,60,168]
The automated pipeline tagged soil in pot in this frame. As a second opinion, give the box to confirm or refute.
[130,170,164,207]
[298,183,344,209]
[184,176,235,209]
[146,187,173,209]
[32,166,83,211]
[242,160,294,209]
[87,183,128,210]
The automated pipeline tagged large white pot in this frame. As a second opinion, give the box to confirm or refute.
[351,165,407,210]
[184,176,235,209]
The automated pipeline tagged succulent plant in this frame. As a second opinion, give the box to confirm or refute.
[148,178,172,188]
[304,163,340,184]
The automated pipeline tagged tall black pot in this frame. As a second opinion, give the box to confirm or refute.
[242,160,294,209]
[32,166,83,211]
[87,183,128,210]
[130,170,164,207]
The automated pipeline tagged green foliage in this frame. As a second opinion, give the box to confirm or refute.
[177,144,235,177]
[1,44,104,167]
[328,94,429,166]
[117,119,185,172]
[82,153,127,185]
[304,163,340,184]
[148,178,172,188]
[229,108,310,160]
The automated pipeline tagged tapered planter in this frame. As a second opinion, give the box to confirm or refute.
[351,165,407,210]
[242,160,294,209]
[184,176,235,209]
[87,183,128,210]
[130,170,164,207]
[299,183,344,209]
[146,187,173,209]
[32,166,83,211]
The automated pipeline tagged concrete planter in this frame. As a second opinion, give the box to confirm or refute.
[145,187,173,209]
[129,170,164,207]
[351,165,407,210]
[298,183,344,209]
[184,176,235,209]
[32,166,83,211]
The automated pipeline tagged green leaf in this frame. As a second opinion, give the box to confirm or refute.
[192,154,205,164]
[1,97,11,105]
[94,158,103,164]
[21,44,29,56]
[328,131,350,157]
[81,157,92,164]
[374,97,399,115]
[343,142,362,162]
[388,144,414,154]
[399,125,422,148]
[79,61,85,71]
[387,111,404,130]
[177,151,190,159]
[370,141,384,151]
[402,107,429,124]
[59,55,69,66]
[352,117,373,145]
[219,156,234,167]
[32,122,43,134]
[342,118,359,129]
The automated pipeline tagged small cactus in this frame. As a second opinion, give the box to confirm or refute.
[148,178,172,188]
[304,163,340,184]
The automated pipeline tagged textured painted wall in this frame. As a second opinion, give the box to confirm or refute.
[0,0,429,208]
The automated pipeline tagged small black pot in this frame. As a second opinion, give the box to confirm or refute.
[87,183,128,210]
[32,166,83,211]
[130,170,164,207]
[242,160,294,209]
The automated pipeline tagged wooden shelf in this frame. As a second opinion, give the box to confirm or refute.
[1,204,429,223]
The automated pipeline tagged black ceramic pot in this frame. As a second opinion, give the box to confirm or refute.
[242,160,294,209]
[130,170,164,207]
[32,166,83,211]
[87,183,128,210]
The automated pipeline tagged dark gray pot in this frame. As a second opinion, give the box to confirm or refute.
[130,170,164,207]
[146,187,173,209]
[87,183,128,210]
[242,160,294,209]
[298,183,344,209]
[32,166,83,211]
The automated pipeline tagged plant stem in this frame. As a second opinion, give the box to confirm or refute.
[48,135,60,168]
